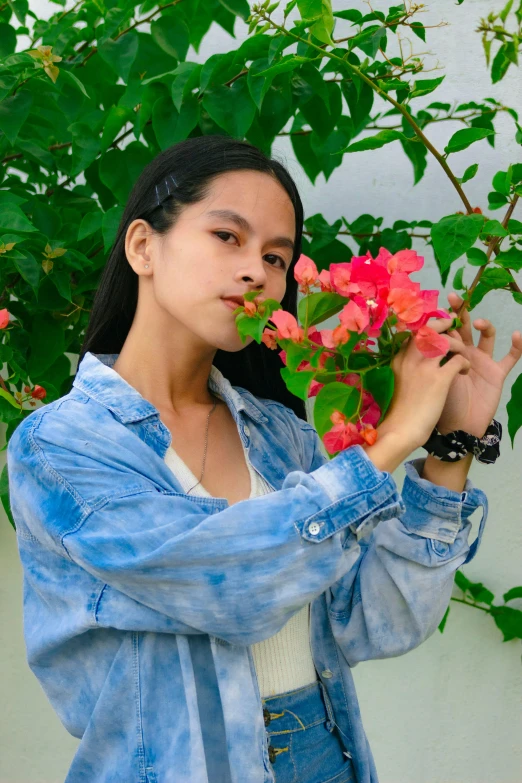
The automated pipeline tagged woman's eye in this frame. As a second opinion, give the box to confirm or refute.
[214,232,287,270]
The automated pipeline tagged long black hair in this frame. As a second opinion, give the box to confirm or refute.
[77,135,306,420]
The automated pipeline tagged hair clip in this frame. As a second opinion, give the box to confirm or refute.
[154,173,179,207]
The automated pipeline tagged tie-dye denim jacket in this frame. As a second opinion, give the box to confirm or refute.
[7,351,488,783]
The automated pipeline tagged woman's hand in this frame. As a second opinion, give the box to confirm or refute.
[379,317,473,451]
[434,291,522,438]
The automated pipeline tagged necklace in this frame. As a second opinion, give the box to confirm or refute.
[186,394,219,494]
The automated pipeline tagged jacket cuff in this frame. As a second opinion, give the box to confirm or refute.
[301,444,405,542]
[401,457,489,549]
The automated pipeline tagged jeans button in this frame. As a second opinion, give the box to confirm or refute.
[263,707,271,727]
[268,745,276,764]
[321,669,333,678]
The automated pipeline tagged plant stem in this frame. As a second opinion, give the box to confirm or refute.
[450,596,491,613]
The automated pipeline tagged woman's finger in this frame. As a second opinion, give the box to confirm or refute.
[473,318,496,358]
[447,292,473,345]
[497,331,522,379]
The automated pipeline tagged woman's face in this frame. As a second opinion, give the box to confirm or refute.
[126,169,296,353]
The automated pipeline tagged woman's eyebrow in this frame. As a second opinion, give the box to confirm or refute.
[205,209,295,252]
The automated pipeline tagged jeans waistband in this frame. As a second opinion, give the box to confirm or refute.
[262,680,331,734]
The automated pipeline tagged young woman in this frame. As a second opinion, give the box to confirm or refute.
[8,135,521,783]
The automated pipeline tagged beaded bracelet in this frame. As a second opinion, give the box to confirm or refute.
[421,419,502,464]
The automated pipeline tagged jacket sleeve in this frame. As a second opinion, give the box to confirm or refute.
[7,409,405,647]
[299,422,489,666]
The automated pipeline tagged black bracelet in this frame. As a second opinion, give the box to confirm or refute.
[421,419,502,464]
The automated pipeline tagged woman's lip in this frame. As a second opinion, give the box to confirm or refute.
[221,298,242,311]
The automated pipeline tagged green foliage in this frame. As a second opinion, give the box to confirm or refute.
[0,0,520,649]
[439,570,522,644]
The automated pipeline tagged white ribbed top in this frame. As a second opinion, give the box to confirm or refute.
[164,428,318,698]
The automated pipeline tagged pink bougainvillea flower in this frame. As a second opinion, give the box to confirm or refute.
[415,325,451,358]
[348,254,391,299]
[269,309,305,342]
[339,296,370,334]
[324,419,365,453]
[0,308,10,329]
[360,390,381,427]
[329,262,352,296]
[358,422,378,446]
[388,288,425,325]
[318,269,333,292]
[294,253,319,293]
[261,328,278,349]
[242,300,257,316]
[31,385,47,400]
[386,248,424,275]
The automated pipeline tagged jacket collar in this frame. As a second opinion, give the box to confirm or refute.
[72,352,268,425]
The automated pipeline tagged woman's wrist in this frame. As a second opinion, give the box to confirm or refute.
[361,427,418,474]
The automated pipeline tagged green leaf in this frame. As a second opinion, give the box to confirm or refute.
[58,68,91,99]
[438,604,450,633]
[202,79,256,137]
[499,0,514,22]
[0,89,32,146]
[102,205,124,253]
[482,219,508,237]
[507,372,522,447]
[283,341,313,372]
[452,266,465,290]
[78,211,103,241]
[400,137,428,185]
[313,382,358,439]
[298,291,346,327]
[218,0,251,20]
[488,191,508,210]
[495,247,522,271]
[490,605,522,642]
[492,168,512,196]
[342,129,407,153]
[491,44,512,83]
[362,365,394,420]
[445,127,495,154]
[296,0,335,45]
[68,122,101,178]
[0,22,16,58]
[457,163,479,184]
[27,313,65,378]
[409,75,445,98]
[503,586,522,603]
[101,106,132,152]
[98,30,139,82]
[431,213,484,272]
[280,366,316,400]
[508,218,522,233]
[151,16,190,60]
[333,9,362,22]
[466,247,488,266]
[0,204,37,233]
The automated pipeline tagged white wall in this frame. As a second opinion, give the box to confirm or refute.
[1,1,521,781]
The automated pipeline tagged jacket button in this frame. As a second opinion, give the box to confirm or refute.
[244,425,250,436]
[263,707,271,727]
[309,522,321,536]
[268,745,277,764]
[321,669,333,678]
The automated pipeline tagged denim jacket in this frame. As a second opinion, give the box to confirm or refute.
[7,351,488,783]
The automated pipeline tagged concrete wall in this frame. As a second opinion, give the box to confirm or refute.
[1,1,521,781]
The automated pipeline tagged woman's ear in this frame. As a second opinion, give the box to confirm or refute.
[125,219,155,275]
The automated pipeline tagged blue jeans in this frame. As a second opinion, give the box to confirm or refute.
[262,681,356,783]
